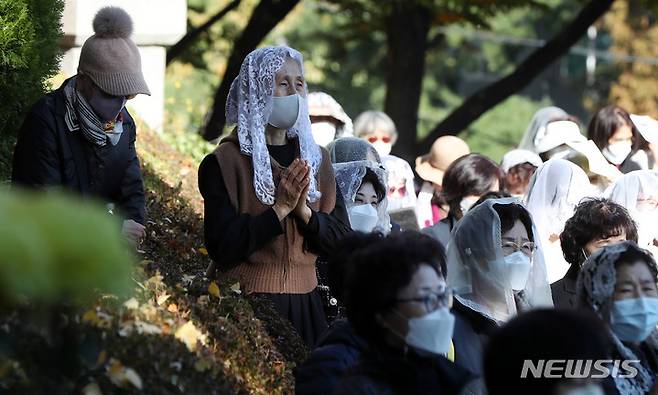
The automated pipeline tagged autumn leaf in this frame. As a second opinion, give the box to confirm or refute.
[135,321,163,335]
[107,358,143,390]
[230,282,242,295]
[123,297,139,310]
[194,358,211,372]
[208,282,221,299]
[175,321,207,352]
[81,382,102,395]
[167,303,179,313]
[96,350,108,366]
[156,292,170,306]
[82,309,98,324]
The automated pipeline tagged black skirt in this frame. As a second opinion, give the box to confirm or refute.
[258,290,328,347]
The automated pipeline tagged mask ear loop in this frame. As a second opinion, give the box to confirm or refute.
[580,248,589,267]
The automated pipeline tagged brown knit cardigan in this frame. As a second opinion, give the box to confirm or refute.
[211,134,337,294]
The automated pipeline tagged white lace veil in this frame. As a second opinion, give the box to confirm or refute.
[327,137,391,234]
[606,170,658,211]
[381,155,418,211]
[524,159,594,282]
[577,241,658,395]
[334,161,391,234]
[326,137,381,164]
[225,46,322,205]
[518,106,569,153]
[606,170,658,248]
[447,198,553,324]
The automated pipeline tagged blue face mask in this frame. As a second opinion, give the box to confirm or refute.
[611,297,658,342]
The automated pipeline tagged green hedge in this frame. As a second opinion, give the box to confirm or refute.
[0,0,64,182]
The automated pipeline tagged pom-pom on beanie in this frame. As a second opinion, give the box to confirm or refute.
[78,7,150,96]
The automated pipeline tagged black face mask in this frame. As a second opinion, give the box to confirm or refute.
[88,85,127,123]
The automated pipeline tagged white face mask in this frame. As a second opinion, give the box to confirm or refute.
[372,141,392,157]
[460,198,477,214]
[311,121,336,147]
[394,307,455,355]
[268,94,301,129]
[490,251,533,290]
[348,203,379,233]
[602,141,632,165]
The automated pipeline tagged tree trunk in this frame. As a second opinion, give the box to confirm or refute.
[166,0,242,66]
[419,0,615,150]
[201,0,301,141]
[384,3,431,162]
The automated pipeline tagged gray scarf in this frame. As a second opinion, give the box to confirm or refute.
[63,77,123,146]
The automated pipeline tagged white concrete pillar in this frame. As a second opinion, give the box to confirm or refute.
[59,0,186,133]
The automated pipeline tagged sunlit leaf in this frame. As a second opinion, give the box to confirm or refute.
[123,297,139,310]
[208,282,220,299]
[106,358,143,390]
[156,292,170,305]
[175,321,207,351]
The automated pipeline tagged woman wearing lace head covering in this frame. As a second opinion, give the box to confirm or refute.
[327,137,392,234]
[447,198,553,375]
[606,170,658,252]
[198,46,351,346]
[524,159,594,283]
[577,242,658,395]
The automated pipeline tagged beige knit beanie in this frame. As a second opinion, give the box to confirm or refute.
[78,7,150,97]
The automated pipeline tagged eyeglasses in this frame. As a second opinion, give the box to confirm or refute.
[637,198,658,212]
[367,135,392,144]
[396,287,453,313]
[501,241,536,256]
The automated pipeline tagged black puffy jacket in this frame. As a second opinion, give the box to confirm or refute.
[295,319,366,395]
[12,78,145,224]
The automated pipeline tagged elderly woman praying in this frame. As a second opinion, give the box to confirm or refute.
[198,46,351,346]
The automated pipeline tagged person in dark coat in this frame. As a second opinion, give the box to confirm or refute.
[11,7,149,244]
[335,232,482,395]
[295,232,382,395]
[484,309,611,395]
[553,198,637,308]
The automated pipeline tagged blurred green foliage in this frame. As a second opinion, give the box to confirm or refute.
[0,0,64,183]
[0,191,134,306]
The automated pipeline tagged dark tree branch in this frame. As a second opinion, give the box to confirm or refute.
[384,3,432,162]
[166,0,242,66]
[419,0,615,149]
[201,0,301,141]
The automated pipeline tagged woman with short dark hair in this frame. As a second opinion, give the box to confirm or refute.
[553,198,638,308]
[423,154,504,247]
[335,232,480,395]
[588,105,651,173]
